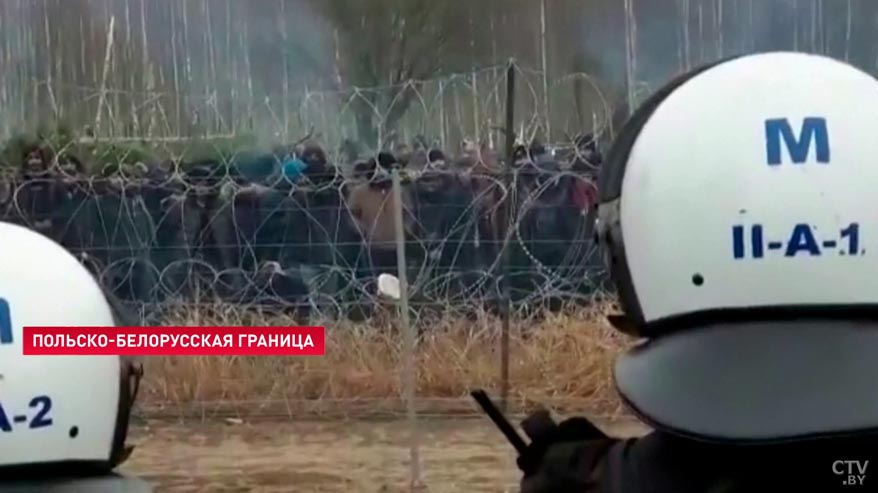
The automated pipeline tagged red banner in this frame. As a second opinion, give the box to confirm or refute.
[21,326,325,356]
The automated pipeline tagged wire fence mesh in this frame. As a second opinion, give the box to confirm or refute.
[3,60,626,491]
[9,62,617,149]
[2,59,614,319]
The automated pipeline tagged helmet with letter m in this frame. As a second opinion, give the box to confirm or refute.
[0,221,143,477]
[596,51,878,444]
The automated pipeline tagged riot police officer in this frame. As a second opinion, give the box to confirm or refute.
[515,51,878,492]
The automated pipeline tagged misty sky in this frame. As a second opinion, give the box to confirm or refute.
[0,0,873,145]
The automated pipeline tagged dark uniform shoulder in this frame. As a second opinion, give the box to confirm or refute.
[600,431,878,493]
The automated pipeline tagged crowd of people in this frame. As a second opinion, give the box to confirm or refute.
[0,132,605,321]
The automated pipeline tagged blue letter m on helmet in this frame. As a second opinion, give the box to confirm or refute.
[765,117,830,165]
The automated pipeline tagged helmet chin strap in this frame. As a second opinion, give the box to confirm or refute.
[102,288,144,470]
[110,358,143,468]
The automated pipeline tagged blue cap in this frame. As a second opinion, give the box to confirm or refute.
[281,158,309,181]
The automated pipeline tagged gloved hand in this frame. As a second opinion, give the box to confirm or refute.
[517,409,615,493]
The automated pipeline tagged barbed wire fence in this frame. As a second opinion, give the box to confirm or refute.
[1,59,626,490]
[4,58,620,144]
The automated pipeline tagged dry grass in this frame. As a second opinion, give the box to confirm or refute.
[137,301,636,421]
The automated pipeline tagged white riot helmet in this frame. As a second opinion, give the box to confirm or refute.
[0,221,142,475]
[597,52,878,443]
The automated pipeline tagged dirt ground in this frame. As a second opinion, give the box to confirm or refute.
[121,417,649,493]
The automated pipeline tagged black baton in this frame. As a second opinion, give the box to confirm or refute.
[470,389,529,454]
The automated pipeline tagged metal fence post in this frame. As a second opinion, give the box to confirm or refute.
[391,166,422,492]
[500,59,516,413]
